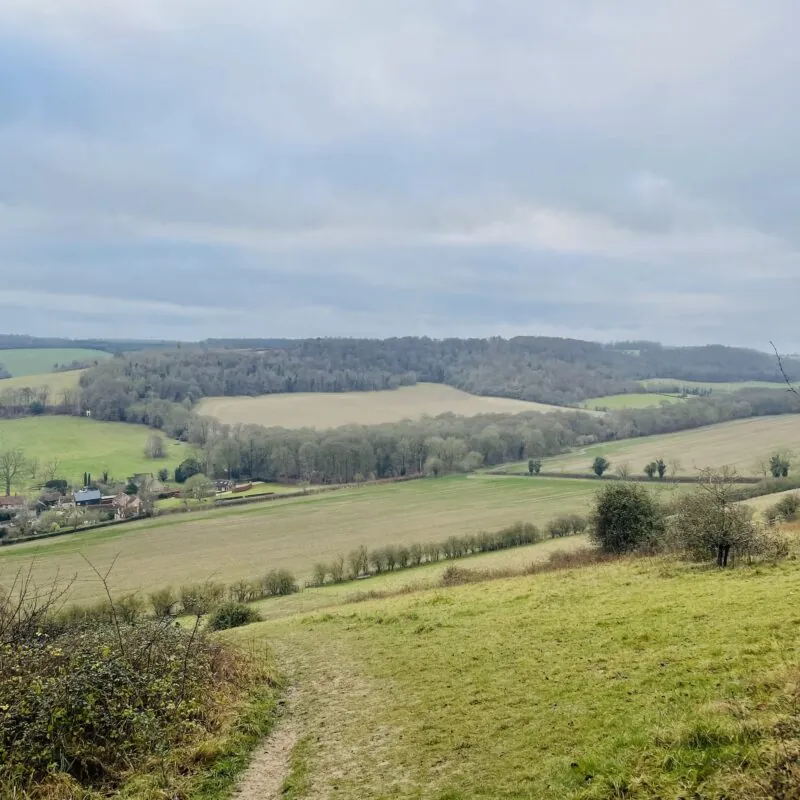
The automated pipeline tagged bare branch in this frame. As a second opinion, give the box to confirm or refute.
[80,553,127,661]
[771,341,800,397]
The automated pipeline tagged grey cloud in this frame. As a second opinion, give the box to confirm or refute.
[1,1,800,347]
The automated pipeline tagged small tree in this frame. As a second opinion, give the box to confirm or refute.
[174,457,203,484]
[157,468,169,482]
[528,458,542,475]
[644,462,658,479]
[144,435,165,460]
[329,554,345,583]
[182,474,215,502]
[769,453,791,478]
[592,456,611,477]
[591,482,663,553]
[672,468,766,567]
[425,456,443,478]
[0,448,25,496]
[42,457,61,484]
[311,563,328,587]
[347,546,369,579]
[655,458,667,480]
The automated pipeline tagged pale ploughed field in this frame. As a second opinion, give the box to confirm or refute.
[196,382,586,428]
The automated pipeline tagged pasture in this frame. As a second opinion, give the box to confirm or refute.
[0,416,188,489]
[0,369,85,402]
[502,415,800,477]
[0,348,111,377]
[0,476,684,604]
[196,382,583,428]
[583,392,684,410]
[641,377,792,392]
[238,552,800,798]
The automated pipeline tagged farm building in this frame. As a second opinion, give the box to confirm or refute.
[73,488,102,506]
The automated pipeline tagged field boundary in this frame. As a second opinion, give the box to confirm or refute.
[488,470,763,484]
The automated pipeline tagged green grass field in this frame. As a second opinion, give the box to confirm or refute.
[234,550,800,798]
[0,348,112,377]
[641,377,793,392]
[500,415,800,477]
[583,393,684,410]
[0,416,188,490]
[196,382,591,429]
[0,369,85,402]
[0,476,685,604]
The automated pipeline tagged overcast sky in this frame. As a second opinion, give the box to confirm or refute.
[1,2,799,348]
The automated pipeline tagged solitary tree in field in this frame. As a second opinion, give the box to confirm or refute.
[144,435,165,460]
[528,458,542,475]
[672,468,761,568]
[0,447,25,495]
[644,461,658,479]
[592,456,611,477]
[656,458,667,480]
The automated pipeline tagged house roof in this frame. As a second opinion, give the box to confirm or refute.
[0,495,25,507]
[73,488,102,502]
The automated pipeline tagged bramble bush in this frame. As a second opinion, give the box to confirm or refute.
[207,601,262,631]
[0,570,256,795]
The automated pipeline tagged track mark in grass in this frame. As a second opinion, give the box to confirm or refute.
[233,687,300,800]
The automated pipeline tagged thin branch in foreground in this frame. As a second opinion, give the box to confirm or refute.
[770,341,800,397]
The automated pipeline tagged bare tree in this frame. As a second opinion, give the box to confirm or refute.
[28,457,40,484]
[0,448,25,495]
[42,457,61,484]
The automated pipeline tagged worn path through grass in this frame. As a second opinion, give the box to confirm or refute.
[235,553,800,799]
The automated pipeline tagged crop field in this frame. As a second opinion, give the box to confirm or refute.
[583,392,684,410]
[0,369,85,401]
[196,382,585,428]
[0,475,684,604]
[236,552,800,798]
[0,416,188,489]
[501,415,800,477]
[0,347,112,377]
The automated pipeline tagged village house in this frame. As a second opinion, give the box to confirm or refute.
[0,495,26,511]
[73,488,102,506]
[112,493,144,520]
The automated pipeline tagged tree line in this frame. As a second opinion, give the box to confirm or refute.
[131,390,798,486]
[75,337,799,414]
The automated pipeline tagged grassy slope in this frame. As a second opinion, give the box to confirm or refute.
[0,416,188,489]
[0,476,684,604]
[196,382,590,429]
[238,552,800,799]
[0,369,85,401]
[0,348,112,377]
[501,415,800,477]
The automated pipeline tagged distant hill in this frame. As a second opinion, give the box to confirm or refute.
[72,335,800,414]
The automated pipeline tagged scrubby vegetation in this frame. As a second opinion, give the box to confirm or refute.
[0,568,277,798]
[207,601,262,631]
